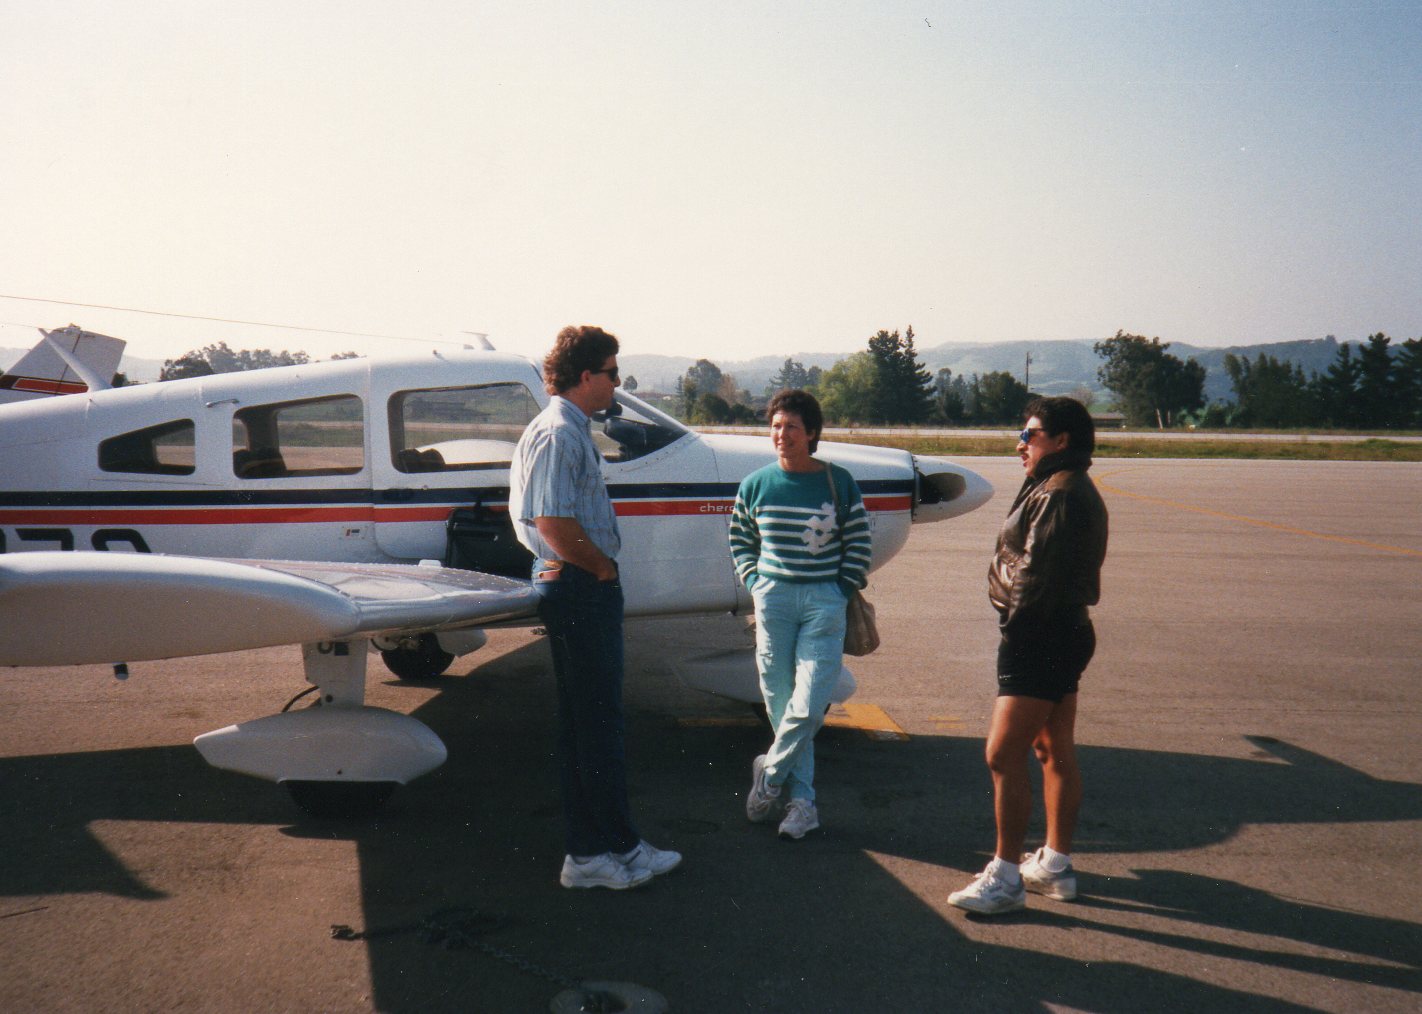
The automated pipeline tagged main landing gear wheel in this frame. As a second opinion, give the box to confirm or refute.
[286,780,397,818]
[380,633,455,680]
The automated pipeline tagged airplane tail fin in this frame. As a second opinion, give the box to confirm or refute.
[0,325,127,403]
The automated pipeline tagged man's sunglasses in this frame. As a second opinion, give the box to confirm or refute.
[1019,426,1045,443]
[591,367,620,382]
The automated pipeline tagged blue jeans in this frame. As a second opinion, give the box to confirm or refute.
[534,560,639,857]
[752,578,848,803]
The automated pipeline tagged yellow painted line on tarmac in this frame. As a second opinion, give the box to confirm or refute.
[824,703,909,741]
[1096,469,1422,558]
[677,703,910,741]
[926,714,969,732]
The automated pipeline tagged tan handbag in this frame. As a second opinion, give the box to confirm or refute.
[824,464,880,656]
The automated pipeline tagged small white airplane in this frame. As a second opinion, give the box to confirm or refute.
[0,328,992,814]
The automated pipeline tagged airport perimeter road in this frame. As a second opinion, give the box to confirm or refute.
[2,457,1420,1012]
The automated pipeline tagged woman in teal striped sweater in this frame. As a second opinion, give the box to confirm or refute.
[729,389,872,839]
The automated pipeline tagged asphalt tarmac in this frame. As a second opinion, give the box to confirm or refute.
[2,457,1420,1012]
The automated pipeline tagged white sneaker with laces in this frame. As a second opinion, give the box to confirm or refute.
[947,865,1026,915]
[778,799,820,840]
[745,754,781,823]
[1020,848,1077,901]
[559,853,653,890]
[618,840,683,877]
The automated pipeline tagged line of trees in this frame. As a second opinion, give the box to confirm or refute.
[1215,333,1422,429]
[673,326,1041,427]
[1094,330,1422,429]
[159,342,359,381]
[158,328,1422,431]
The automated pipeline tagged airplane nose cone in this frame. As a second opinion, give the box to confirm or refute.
[912,455,994,522]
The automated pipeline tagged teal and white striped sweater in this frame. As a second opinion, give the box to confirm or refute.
[729,461,872,596]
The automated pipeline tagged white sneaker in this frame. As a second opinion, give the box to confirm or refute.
[745,754,781,823]
[559,853,653,890]
[947,865,1026,915]
[778,799,820,840]
[1020,848,1077,901]
[617,840,683,877]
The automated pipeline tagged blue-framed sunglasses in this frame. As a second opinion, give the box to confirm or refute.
[1018,426,1045,443]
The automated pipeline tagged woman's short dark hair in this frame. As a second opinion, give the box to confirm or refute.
[767,388,824,453]
[542,325,619,395]
[1026,396,1095,456]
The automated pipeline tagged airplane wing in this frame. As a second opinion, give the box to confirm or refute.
[0,552,539,667]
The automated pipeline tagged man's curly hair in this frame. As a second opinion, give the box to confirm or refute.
[542,325,620,395]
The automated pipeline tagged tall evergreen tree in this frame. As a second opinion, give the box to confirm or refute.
[866,326,933,424]
[767,358,811,395]
[1394,338,1422,428]
[1312,342,1362,426]
[932,368,969,424]
[1356,333,1396,428]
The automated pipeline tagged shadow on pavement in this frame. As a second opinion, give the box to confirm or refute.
[3,637,1420,1010]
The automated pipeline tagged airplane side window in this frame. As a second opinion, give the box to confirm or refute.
[233,394,364,478]
[389,383,540,472]
[98,419,196,475]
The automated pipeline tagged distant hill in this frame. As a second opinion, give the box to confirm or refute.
[0,336,1375,406]
[622,335,1363,406]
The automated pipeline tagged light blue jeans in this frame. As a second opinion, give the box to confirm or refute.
[752,577,848,803]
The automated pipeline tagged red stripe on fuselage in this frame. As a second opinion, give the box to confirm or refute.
[0,495,911,527]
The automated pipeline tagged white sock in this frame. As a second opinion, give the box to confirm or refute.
[987,856,1021,884]
[1040,846,1071,873]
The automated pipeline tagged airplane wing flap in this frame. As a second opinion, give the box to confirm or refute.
[0,553,538,667]
[237,559,539,635]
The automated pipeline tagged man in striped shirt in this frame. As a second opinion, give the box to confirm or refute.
[509,325,681,890]
[729,389,872,839]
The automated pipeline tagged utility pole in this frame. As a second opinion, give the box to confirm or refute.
[1024,352,1032,392]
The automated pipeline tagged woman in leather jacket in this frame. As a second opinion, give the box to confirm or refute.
[949,396,1109,916]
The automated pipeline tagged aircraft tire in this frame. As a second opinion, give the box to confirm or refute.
[380,633,455,680]
[286,780,397,818]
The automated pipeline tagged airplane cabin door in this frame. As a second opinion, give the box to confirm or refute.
[371,379,543,568]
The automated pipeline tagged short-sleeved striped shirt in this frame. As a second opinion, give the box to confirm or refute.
[508,396,620,561]
[729,461,871,594]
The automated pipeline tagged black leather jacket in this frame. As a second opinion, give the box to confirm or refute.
[987,448,1108,643]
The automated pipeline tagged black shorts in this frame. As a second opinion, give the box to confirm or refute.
[996,620,1096,703]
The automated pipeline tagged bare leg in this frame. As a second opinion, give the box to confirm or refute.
[1032,692,1080,855]
[985,695,1056,861]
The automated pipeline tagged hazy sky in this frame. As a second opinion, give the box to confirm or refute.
[2,1,1418,365]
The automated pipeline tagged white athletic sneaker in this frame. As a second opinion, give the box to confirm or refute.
[778,799,820,840]
[559,853,654,890]
[617,840,683,877]
[1020,848,1077,901]
[947,865,1026,915]
[745,754,781,823]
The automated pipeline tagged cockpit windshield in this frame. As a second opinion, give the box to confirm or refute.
[592,391,689,463]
